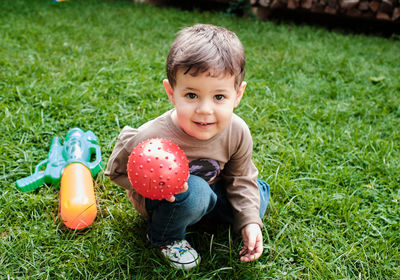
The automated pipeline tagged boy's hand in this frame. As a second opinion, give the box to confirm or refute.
[239,223,263,262]
[165,182,188,203]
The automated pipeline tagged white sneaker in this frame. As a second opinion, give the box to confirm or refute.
[160,240,200,270]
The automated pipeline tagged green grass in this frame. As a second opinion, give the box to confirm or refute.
[1,0,399,278]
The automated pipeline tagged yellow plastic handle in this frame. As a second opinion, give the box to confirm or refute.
[60,163,97,229]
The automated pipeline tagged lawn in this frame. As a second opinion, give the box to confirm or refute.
[1,0,399,279]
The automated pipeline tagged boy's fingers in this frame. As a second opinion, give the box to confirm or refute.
[247,234,256,251]
[165,195,175,202]
[239,250,255,262]
[181,182,188,192]
[165,182,188,203]
[176,182,188,194]
[239,224,264,262]
[240,246,262,262]
[175,182,188,196]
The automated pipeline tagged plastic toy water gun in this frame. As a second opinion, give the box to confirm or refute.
[16,128,102,229]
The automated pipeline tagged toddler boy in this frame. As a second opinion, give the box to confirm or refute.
[105,24,270,270]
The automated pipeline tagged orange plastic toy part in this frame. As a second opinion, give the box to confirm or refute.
[60,163,97,229]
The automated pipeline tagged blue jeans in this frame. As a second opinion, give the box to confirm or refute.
[145,175,270,246]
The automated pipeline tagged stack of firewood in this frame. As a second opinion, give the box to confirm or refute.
[251,0,400,22]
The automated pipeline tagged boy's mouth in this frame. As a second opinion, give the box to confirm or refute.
[194,121,215,127]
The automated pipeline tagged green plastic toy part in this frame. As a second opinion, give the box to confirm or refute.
[16,128,102,192]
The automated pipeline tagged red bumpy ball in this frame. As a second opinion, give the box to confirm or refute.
[127,138,189,200]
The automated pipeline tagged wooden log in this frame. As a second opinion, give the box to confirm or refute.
[311,1,325,12]
[393,7,400,21]
[252,0,400,22]
[326,0,337,7]
[369,0,380,12]
[209,0,232,3]
[271,0,284,9]
[346,7,362,16]
[145,0,168,5]
[259,0,272,7]
[255,6,272,19]
[379,0,394,15]
[301,0,313,9]
[340,0,359,9]
[376,12,391,20]
[358,0,370,11]
[324,5,337,13]
[288,0,299,9]
[360,11,375,18]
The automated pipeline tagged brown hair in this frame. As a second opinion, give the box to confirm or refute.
[166,24,245,90]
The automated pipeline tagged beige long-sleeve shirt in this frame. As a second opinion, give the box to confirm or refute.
[105,109,261,233]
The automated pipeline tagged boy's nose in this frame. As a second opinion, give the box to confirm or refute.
[195,101,213,114]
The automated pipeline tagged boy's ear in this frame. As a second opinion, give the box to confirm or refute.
[234,81,246,108]
[163,79,175,105]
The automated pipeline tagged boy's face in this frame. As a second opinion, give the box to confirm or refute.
[164,69,246,141]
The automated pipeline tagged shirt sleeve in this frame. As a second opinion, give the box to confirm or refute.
[220,120,262,233]
[104,126,139,190]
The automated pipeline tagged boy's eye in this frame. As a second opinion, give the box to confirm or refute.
[214,94,225,101]
[185,93,197,99]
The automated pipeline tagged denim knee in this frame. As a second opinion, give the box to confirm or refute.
[145,175,217,245]
[258,179,270,218]
[173,175,217,223]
